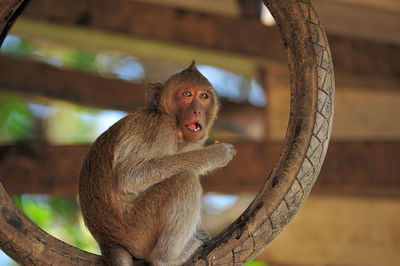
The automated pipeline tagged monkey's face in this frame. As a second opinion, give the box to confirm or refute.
[175,86,214,143]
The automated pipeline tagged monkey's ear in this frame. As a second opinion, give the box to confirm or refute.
[145,82,163,109]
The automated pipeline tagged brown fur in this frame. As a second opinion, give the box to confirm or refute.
[79,63,236,266]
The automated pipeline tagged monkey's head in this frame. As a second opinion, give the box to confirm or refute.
[146,62,219,144]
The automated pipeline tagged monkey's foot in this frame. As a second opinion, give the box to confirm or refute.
[195,229,210,244]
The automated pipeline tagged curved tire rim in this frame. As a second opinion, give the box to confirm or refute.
[0,0,335,265]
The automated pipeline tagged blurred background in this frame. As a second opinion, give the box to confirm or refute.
[0,0,399,265]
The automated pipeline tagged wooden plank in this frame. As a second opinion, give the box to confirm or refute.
[0,54,145,110]
[314,0,400,45]
[313,142,400,196]
[204,142,400,195]
[237,0,261,20]
[0,143,88,196]
[267,84,400,141]
[1,142,399,196]
[18,0,400,82]
[134,0,240,17]
[333,0,400,12]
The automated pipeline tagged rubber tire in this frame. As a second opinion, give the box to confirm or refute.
[0,0,334,265]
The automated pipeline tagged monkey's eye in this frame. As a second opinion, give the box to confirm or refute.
[200,93,209,99]
[182,91,192,97]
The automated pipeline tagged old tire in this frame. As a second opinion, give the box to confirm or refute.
[0,0,334,265]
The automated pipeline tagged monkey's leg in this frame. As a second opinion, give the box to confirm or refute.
[169,236,203,265]
[149,231,203,266]
[148,173,203,266]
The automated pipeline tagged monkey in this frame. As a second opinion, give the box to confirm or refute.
[79,62,236,266]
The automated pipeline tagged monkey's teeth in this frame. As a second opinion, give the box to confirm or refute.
[187,126,200,132]
[187,122,201,132]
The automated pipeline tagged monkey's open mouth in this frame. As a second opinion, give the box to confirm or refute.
[186,122,202,132]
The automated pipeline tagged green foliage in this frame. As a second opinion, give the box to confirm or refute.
[0,93,103,145]
[13,195,100,254]
[65,49,98,72]
[0,94,36,142]
[246,260,269,266]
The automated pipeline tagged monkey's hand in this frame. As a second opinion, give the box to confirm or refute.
[206,143,236,169]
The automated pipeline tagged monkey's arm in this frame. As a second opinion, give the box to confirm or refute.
[116,143,235,193]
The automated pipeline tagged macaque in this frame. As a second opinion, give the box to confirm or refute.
[79,62,236,266]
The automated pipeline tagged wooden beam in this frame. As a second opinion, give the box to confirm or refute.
[314,0,400,45]
[134,0,240,17]
[1,142,399,196]
[204,142,400,195]
[237,0,261,20]
[267,83,400,141]
[17,0,400,82]
[0,143,88,196]
[0,54,145,110]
